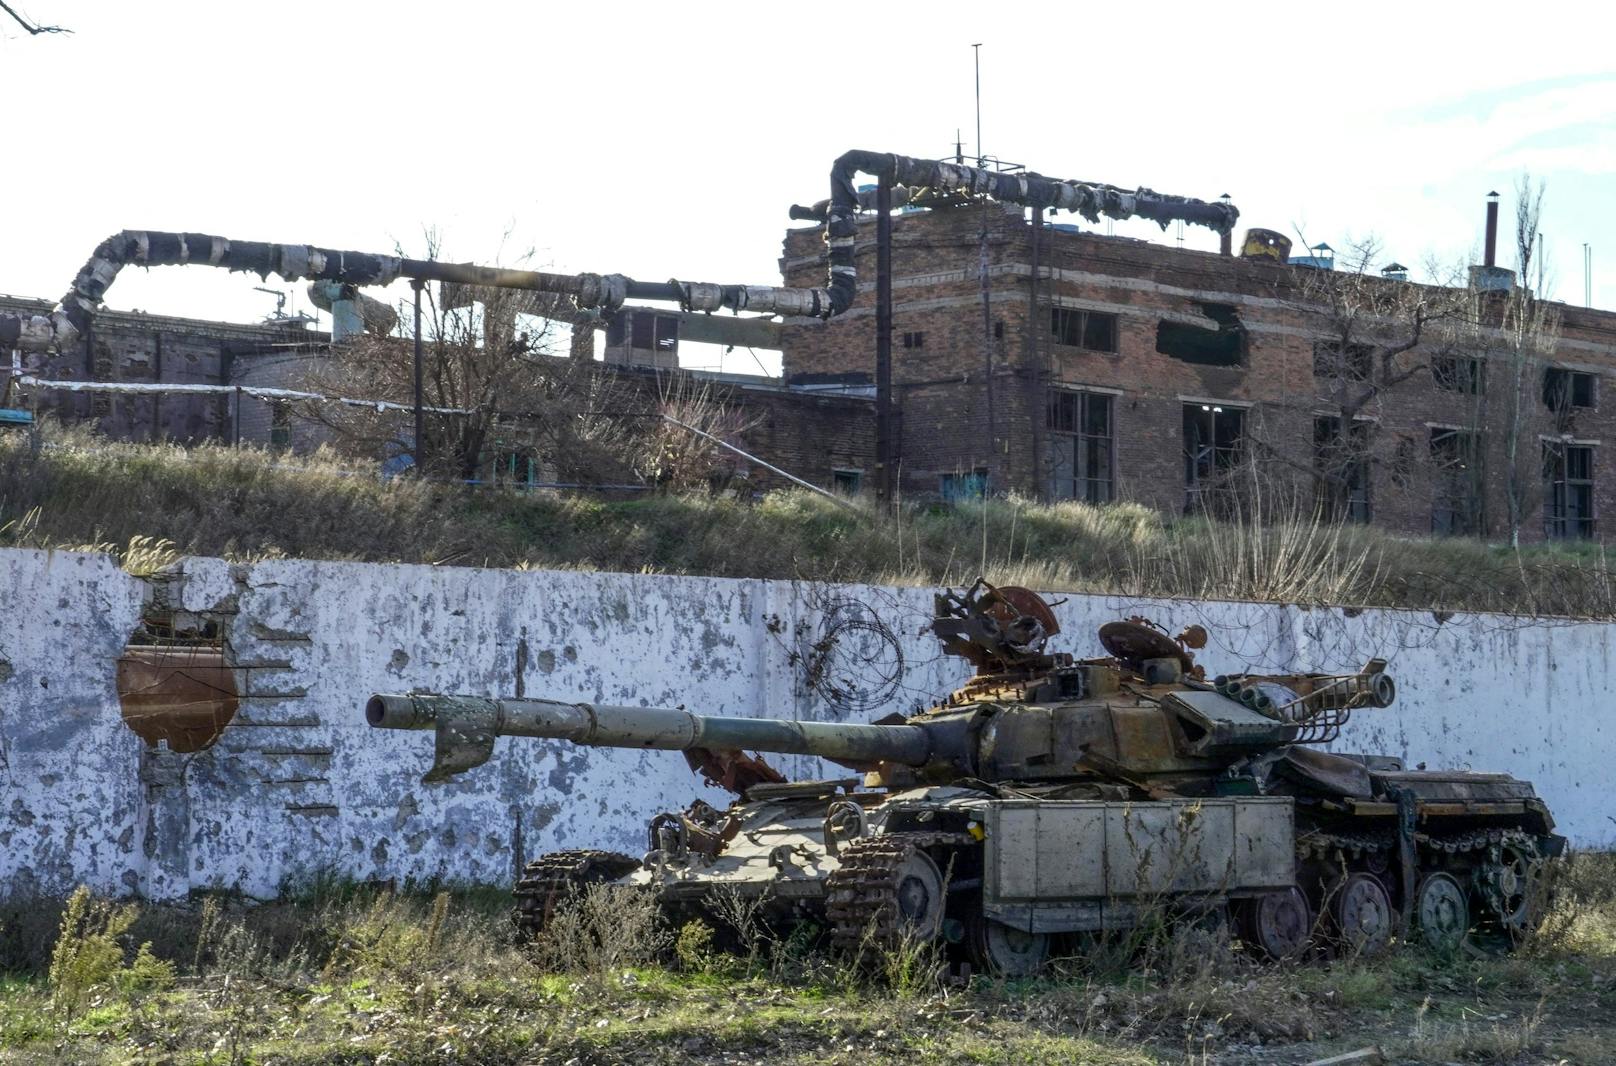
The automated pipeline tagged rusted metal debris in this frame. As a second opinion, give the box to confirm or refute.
[115,644,239,753]
[366,577,1564,976]
[3,152,1239,353]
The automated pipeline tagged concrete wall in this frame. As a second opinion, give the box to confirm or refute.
[1,546,1610,900]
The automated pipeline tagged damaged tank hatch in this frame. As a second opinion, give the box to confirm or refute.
[1,151,1237,353]
[366,580,1563,974]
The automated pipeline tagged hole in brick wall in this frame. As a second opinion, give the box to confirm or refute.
[116,617,239,753]
[1156,303,1246,367]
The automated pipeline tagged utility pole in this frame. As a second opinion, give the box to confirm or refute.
[411,279,425,473]
[876,174,895,504]
[972,43,983,164]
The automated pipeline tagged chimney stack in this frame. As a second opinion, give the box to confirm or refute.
[1484,190,1500,268]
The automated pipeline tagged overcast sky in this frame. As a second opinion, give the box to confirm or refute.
[3,0,1613,375]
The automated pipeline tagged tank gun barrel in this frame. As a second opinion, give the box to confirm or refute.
[366,693,933,783]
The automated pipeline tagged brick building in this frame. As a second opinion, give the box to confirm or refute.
[0,293,332,451]
[13,194,1616,538]
[1,292,875,496]
[777,202,1616,541]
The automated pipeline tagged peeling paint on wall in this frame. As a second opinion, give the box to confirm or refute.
[0,547,1610,901]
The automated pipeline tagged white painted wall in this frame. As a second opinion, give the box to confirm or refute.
[0,547,1609,900]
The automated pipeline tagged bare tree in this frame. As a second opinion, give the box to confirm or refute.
[636,375,759,491]
[1496,174,1562,547]
[1269,238,1470,521]
[302,232,638,485]
[0,1,69,34]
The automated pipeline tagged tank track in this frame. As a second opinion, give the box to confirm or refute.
[823,832,969,950]
[511,849,638,943]
[1298,826,1536,864]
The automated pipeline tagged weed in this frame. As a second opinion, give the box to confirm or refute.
[47,887,138,1016]
[674,918,719,974]
[1403,993,1547,1062]
[10,421,1616,617]
[529,884,669,978]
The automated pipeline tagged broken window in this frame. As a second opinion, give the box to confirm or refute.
[626,313,679,353]
[1050,308,1118,353]
[1313,340,1374,381]
[832,468,863,495]
[902,331,926,350]
[269,402,291,450]
[609,311,679,355]
[1432,355,1485,394]
[1312,417,1371,523]
[1183,403,1246,514]
[1047,390,1115,504]
[1542,367,1595,411]
[1543,442,1595,540]
[940,468,989,502]
[1430,427,1482,535]
[1158,303,1246,367]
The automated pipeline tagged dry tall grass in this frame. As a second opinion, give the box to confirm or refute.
[6,423,1616,617]
[3,858,1615,1064]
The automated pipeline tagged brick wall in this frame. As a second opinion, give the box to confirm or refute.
[1,295,330,446]
[776,207,1616,539]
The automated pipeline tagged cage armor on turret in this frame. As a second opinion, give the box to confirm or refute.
[368,578,1564,975]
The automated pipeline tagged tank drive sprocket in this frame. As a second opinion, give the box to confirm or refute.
[824,835,950,951]
[512,849,640,943]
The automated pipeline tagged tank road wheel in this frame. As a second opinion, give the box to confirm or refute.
[825,836,946,953]
[1477,838,1544,943]
[1332,873,1394,957]
[511,849,640,944]
[1238,886,1312,961]
[968,916,1050,977]
[1414,872,1471,953]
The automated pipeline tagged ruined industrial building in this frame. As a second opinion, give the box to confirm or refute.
[4,157,1612,542]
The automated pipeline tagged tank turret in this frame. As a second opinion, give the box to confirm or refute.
[369,579,1396,793]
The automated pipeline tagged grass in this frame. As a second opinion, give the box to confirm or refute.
[1,855,1613,1064]
[6,421,1616,618]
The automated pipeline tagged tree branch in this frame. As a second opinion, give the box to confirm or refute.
[0,1,70,34]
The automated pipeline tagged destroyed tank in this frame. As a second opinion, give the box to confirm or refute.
[366,580,1564,974]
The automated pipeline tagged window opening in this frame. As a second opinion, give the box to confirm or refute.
[1050,308,1118,353]
[1542,368,1595,410]
[1432,355,1485,394]
[1313,340,1374,381]
[1430,427,1482,534]
[940,468,989,502]
[1047,390,1115,504]
[1312,416,1371,522]
[1543,442,1595,539]
[1158,303,1246,367]
[269,402,291,450]
[1183,403,1246,513]
[832,469,863,495]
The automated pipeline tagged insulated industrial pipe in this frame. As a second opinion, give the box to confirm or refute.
[1,152,1240,353]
